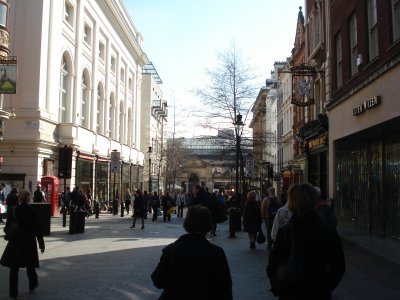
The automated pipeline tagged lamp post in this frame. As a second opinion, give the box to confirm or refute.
[148,146,152,193]
[233,114,244,207]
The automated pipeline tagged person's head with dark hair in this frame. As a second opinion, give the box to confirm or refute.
[183,205,212,235]
[289,182,317,215]
[11,187,18,194]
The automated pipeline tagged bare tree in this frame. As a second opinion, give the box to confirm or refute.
[195,44,258,199]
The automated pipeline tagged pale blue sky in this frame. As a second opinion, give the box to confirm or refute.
[125,0,303,137]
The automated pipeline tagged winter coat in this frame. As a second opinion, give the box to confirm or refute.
[1,203,45,268]
[133,194,146,217]
[267,209,345,300]
[242,200,262,233]
[151,233,232,300]
[161,196,172,212]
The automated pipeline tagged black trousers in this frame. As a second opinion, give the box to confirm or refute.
[125,201,130,214]
[9,266,38,297]
[152,206,158,221]
[177,204,184,217]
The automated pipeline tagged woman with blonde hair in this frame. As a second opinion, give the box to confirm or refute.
[243,191,262,249]
[1,189,45,298]
[267,183,345,299]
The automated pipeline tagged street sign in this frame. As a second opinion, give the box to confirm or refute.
[246,158,254,177]
[111,151,120,172]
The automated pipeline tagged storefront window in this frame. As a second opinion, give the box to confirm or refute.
[76,159,93,193]
[122,163,130,193]
[96,162,108,202]
[131,165,138,190]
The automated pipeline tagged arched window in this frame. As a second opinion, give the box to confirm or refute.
[59,53,72,123]
[109,94,115,139]
[127,108,133,146]
[81,71,90,128]
[119,101,124,143]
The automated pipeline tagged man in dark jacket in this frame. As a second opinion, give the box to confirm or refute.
[33,186,45,203]
[267,183,345,300]
[1,189,45,298]
[152,205,232,300]
[192,185,210,208]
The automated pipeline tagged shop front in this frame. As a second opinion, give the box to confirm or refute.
[76,153,94,194]
[95,157,109,203]
[334,116,400,240]
[300,113,329,199]
[306,134,328,199]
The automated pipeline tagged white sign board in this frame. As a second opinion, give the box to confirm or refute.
[111,151,120,172]
[245,158,254,177]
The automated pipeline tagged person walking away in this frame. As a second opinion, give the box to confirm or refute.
[176,191,186,218]
[131,190,145,229]
[192,185,210,208]
[261,187,282,250]
[150,192,160,221]
[271,185,297,241]
[314,187,337,228]
[209,192,222,237]
[6,188,19,211]
[124,188,132,215]
[267,183,345,300]
[1,189,45,298]
[33,186,45,203]
[161,192,173,222]
[151,205,232,300]
[85,188,93,216]
[243,191,262,250]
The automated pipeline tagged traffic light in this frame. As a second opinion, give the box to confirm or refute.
[58,146,73,179]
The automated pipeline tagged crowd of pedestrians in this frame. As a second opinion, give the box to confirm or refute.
[0,182,345,299]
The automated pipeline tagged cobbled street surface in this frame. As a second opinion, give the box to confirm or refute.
[1,211,400,300]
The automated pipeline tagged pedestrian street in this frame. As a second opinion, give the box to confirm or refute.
[1,213,400,300]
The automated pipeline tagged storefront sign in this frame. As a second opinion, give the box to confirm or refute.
[0,56,17,94]
[308,134,327,150]
[290,64,316,107]
[352,96,380,116]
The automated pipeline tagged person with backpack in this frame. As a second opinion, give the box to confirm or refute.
[261,187,282,250]
[267,183,345,300]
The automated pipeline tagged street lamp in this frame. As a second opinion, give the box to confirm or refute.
[233,114,244,206]
[148,146,152,192]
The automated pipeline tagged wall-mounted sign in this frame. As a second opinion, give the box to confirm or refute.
[0,56,17,94]
[353,96,380,116]
[291,64,316,107]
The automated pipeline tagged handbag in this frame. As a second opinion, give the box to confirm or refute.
[5,208,23,242]
[257,230,266,244]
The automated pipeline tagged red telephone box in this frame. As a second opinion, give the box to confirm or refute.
[41,176,60,216]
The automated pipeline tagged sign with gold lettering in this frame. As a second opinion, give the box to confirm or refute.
[308,134,327,150]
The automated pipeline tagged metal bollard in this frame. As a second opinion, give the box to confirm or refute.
[229,207,236,238]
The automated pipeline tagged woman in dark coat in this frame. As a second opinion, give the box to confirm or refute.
[130,190,145,229]
[151,205,232,300]
[1,189,45,298]
[161,192,173,222]
[242,191,262,249]
[267,183,345,300]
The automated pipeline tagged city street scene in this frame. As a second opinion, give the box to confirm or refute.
[1,0,400,299]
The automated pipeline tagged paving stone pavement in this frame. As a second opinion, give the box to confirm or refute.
[0,212,400,300]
